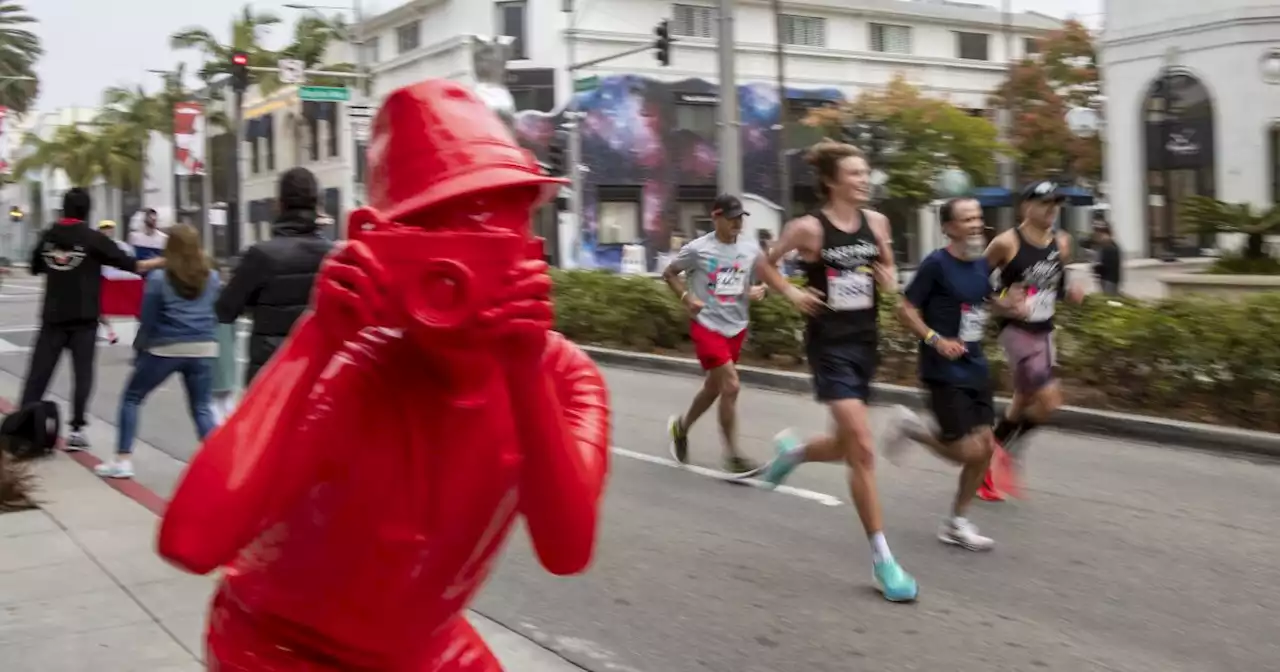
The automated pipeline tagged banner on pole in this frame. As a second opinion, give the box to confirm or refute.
[173,101,206,176]
[0,106,12,176]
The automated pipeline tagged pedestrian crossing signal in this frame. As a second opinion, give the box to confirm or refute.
[654,19,672,67]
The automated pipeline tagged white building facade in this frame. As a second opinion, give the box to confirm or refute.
[1101,1,1280,258]
[352,0,1060,269]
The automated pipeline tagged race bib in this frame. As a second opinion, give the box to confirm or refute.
[1027,287,1056,322]
[959,304,988,342]
[714,267,746,297]
[829,270,874,311]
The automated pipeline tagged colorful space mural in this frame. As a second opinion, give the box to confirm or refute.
[513,76,844,271]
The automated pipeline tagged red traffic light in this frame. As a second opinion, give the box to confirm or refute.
[231,52,248,66]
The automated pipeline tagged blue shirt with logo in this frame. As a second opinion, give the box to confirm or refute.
[903,249,995,388]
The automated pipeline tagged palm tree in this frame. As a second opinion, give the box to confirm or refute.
[1180,196,1280,261]
[171,4,354,96]
[12,125,104,187]
[171,5,283,92]
[0,2,42,113]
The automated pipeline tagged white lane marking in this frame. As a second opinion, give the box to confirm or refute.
[610,446,843,507]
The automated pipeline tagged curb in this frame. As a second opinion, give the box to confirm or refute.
[582,346,1280,460]
[0,398,169,516]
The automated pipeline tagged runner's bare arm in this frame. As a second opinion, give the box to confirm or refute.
[1057,232,1087,303]
[866,211,898,293]
[984,230,1016,270]
[661,250,690,300]
[756,215,817,297]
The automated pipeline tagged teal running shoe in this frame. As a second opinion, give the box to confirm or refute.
[762,429,803,490]
[873,559,919,603]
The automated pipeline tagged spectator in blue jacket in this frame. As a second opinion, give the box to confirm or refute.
[96,223,220,479]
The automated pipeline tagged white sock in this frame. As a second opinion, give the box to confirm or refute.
[869,531,893,563]
[949,515,968,528]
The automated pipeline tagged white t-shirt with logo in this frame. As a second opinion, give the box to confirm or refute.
[668,233,762,337]
[128,229,167,263]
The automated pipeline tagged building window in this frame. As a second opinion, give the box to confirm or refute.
[364,36,380,63]
[598,199,641,245]
[675,101,718,138]
[780,15,826,48]
[1023,36,1040,58]
[396,21,420,54]
[496,1,527,60]
[673,4,716,39]
[675,201,711,239]
[870,23,911,55]
[956,31,990,61]
[511,87,555,112]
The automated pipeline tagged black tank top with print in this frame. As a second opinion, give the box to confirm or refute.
[802,209,881,345]
[997,227,1063,334]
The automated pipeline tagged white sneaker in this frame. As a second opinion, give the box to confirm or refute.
[938,517,995,552]
[94,459,134,479]
[64,431,90,452]
[882,405,927,465]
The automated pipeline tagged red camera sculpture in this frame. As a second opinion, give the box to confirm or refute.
[157,80,612,671]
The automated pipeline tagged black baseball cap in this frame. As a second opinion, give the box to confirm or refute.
[1020,180,1065,204]
[711,194,748,220]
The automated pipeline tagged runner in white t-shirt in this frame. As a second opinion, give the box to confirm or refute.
[128,208,167,273]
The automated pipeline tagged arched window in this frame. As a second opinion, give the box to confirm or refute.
[1142,72,1215,257]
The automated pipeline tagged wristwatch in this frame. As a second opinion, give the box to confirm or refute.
[924,330,940,347]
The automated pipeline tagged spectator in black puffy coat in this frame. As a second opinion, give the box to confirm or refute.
[215,167,334,386]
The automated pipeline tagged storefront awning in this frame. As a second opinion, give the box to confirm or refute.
[972,187,1013,208]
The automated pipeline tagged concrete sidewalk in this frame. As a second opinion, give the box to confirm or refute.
[0,417,581,670]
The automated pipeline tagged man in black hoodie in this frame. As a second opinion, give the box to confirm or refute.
[216,167,334,386]
[22,188,165,448]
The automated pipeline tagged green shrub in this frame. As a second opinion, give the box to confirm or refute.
[551,270,1280,431]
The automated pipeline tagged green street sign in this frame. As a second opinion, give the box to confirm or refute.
[299,86,350,102]
[573,76,600,93]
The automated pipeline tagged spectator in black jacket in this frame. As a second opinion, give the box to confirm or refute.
[216,167,334,386]
[1091,220,1123,296]
[22,188,165,449]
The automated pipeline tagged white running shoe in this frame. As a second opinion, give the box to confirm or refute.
[938,518,995,552]
[882,405,927,465]
[64,431,90,452]
[94,459,135,480]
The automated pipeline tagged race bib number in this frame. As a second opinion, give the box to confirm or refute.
[959,304,988,342]
[829,270,874,311]
[714,267,746,297]
[1027,288,1056,322]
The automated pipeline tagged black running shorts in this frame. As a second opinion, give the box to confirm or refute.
[927,383,996,444]
[807,341,878,403]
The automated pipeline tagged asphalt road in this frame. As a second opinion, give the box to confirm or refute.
[3,273,1279,671]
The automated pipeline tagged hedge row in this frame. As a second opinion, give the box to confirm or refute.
[550,269,1280,432]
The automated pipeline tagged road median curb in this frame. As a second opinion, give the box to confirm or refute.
[582,345,1280,459]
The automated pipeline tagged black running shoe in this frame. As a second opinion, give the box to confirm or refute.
[723,454,759,476]
[667,415,689,464]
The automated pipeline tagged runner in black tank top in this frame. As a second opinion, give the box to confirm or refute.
[750,141,918,603]
[981,181,1086,502]
[803,209,881,348]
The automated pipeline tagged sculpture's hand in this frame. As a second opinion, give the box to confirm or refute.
[478,258,553,357]
[314,240,394,344]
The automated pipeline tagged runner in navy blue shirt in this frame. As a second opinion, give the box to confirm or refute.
[883,197,1026,551]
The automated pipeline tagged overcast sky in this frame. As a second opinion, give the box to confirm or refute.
[29,0,1102,111]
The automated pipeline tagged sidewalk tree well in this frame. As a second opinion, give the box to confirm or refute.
[1180,196,1280,267]
[991,19,1103,182]
[0,2,42,114]
[551,269,1280,432]
[803,75,999,210]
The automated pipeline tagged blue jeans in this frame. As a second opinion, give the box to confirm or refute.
[117,353,216,455]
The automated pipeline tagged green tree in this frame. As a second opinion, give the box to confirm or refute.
[992,19,1102,182]
[1180,196,1280,261]
[13,125,104,187]
[806,75,1000,209]
[0,2,42,113]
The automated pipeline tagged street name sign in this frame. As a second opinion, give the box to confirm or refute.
[299,86,350,102]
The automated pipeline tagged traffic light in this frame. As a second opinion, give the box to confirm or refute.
[231,51,250,93]
[547,131,567,176]
[654,19,672,66]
